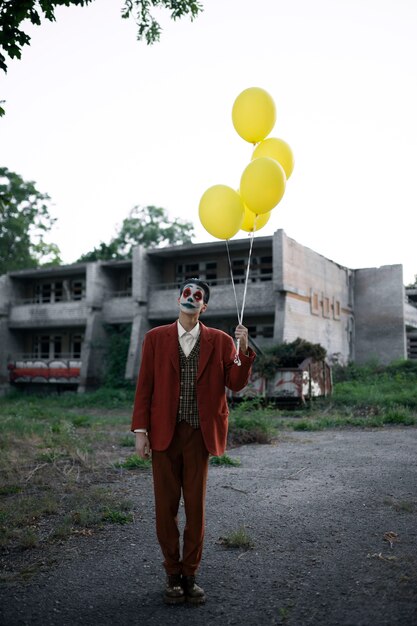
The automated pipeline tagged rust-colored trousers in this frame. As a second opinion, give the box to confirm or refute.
[151,421,209,576]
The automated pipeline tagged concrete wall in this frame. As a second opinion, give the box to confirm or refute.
[276,230,353,363]
[354,265,406,364]
[0,276,19,392]
[8,301,88,328]
[147,281,276,321]
[102,298,135,324]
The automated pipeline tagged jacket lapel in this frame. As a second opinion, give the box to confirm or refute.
[167,321,180,378]
[197,322,214,380]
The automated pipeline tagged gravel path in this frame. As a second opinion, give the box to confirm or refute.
[1,427,417,626]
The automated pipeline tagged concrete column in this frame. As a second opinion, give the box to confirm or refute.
[272,229,285,342]
[78,310,107,392]
[126,246,151,382]
[354,265,406,364]
[0,275,20,394]
[77,262,109,392]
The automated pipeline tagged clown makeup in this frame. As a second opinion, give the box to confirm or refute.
[179,283,206,315]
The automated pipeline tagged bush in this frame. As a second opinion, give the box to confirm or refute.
[254,337,327,378]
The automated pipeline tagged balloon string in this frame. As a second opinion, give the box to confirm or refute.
[226,217,257,366]
[226,239,241,324]
[239,220,256,325]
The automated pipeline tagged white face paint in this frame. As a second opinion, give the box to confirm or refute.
[179,284,206,315]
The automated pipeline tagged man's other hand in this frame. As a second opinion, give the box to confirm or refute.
[135,432,151,459]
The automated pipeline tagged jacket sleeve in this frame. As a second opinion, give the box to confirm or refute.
[223,336,256,392]
[131,333,154,432]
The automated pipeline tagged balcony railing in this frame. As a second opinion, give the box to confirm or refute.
[151,274,273,291]
[108,290,132,298]
[7,356,82,384]
[13,296,86,305]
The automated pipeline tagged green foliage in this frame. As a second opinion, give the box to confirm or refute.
[332,360,417,409]
[228,399,278,445]
[0,167,61,274]
[119,435,135,447]
[115,454,152,469]
[121,0,203,44]
[254,337,327,378]
[210,454,241,467]
[102,508,133,524]
[219,526,254,549]
[102,324,132,388]
[0,0,204,73]
[77,205,194,261]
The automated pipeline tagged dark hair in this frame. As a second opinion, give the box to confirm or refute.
[179,278,210,304]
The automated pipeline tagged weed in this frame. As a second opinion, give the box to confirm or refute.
[71,414,92,428]
[119,435,135,447]
[228,406,277,445]
[2,494,60,527]
[102,508,134,524]
[0,484,22,495]
[51,518,73,540]
[17,529,39,550]
[219,526,254,549]
[210,454,241,467]
[384,497,414,513]
[71,507,103,528]
[115,454,152,469]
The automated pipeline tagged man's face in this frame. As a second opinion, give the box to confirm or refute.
[178,283,207,315]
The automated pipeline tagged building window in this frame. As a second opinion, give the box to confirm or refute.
[35,283,52,303]
[54,281,63,302]
[176,262,217,285]
[231,259,246,283]
[33,279,81,303]
[235,325,274,339]
[71,280,85,301]
[231,256,272,283]
[71,335,83,359]
[33,335,63,359]
[53,335,62,358]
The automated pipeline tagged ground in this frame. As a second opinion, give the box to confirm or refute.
[1,427,417,626]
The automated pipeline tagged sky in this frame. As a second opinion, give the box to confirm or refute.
[1,0,416,284]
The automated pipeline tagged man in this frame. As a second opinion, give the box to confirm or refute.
[131,278,255,605]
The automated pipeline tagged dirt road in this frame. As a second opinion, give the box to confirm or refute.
[1,427,417,625]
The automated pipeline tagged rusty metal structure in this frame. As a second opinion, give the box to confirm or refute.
[230,357,332,404]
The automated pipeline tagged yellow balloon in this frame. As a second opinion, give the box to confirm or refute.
[232,87,276,144]
[199,185,244,240]
[240,157,286,214]
[252,137,294,179]
[241,207,271,232]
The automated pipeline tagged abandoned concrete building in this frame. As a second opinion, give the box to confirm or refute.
[1,229,417,393]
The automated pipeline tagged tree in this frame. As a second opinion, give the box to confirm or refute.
[0,0,204,74]
[77,205,194,262]
[0,167,61,274]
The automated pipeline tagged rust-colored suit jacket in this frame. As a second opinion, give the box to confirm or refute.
[131,321,255,456]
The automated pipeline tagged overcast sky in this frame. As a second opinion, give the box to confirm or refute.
[1,0,416,283]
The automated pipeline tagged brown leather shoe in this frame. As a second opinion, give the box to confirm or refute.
[182,575,206,605]
[164,574,185,605]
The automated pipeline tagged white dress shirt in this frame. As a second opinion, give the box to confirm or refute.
[177,320,200,356]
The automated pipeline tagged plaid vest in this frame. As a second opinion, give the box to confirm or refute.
[177,336,200,428]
